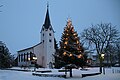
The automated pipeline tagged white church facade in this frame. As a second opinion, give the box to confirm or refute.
[17,6,55,68]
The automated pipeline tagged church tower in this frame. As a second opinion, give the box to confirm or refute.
[40,5,55,68]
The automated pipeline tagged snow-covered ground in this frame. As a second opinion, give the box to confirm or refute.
[0,67,120,80]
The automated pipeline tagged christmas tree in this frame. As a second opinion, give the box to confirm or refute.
[57,19,86,68]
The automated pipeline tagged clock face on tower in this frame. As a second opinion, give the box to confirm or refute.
[0,46,3,52]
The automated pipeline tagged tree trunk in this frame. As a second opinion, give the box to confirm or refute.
[110,54,112,67]
[70,68,72,77]
[106,54,109,67]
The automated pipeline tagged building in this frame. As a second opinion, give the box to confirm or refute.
[87,52,118,67]
[17,5,55,68]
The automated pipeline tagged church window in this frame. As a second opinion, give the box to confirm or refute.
[24,53,25,62]
[49,27,52,30]
[30,52,33,60]
[43,33,44,36]
[43,40,44,43]
[27,52,28,61]
[49,39,52,42]
[42,28,44,31]
[49,33,51,36]
[21,54,23,62]
[19,54,20,62]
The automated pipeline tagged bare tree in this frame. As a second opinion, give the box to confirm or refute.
[115,43,120,65]
[106,41,120,66]
[81,23,120,73]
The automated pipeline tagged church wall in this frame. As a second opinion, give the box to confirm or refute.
[46,29,55,68]
[41,28,55,68]
[41,29,55,68]
[18,47,34,67]
[33,43,45,67]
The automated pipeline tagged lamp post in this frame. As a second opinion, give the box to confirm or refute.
[101,53,105,74]
[33,56,37,72]
[100,53,105,74]
[27,57,31,68]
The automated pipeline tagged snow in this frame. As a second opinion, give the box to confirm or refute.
[0,67,120,80]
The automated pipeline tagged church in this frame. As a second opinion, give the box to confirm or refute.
[17,5,55,68]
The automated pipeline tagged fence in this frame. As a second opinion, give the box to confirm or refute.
[112,68,120,73]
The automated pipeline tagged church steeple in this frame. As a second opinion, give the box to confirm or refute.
[40,4,55,68]
[43,4,51,29]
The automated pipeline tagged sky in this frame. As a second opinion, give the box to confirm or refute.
[0,0,120,55]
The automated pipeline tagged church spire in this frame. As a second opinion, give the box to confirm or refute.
[43,3,51,29]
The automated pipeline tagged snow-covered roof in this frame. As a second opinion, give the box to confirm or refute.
[18,42,42,52]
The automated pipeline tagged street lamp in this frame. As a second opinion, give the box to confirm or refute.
[33,56,37,72]
[26,58,30,68]
[101,53,105,59]
[33,57,37,60]
[99,53,105,74]
[101,53,105,74]
[28,58,30,61]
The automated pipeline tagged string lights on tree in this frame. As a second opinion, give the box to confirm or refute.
[57,19,87,68]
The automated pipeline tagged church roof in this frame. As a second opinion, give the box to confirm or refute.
[18,42,42,52]
[43,5,51,29]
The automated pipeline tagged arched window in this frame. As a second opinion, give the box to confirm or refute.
[49,33,51,36]
[19,54,20,62]
[49,27,52,31]
[24,53,25,62]
[21,54,23,62]
[30,52,33,60]
[49,39,52,42]
[27,52,29,61]
[42,28,44,31]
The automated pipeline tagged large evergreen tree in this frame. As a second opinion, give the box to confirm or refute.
[0,41,13,68]
[56,19,87,68]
